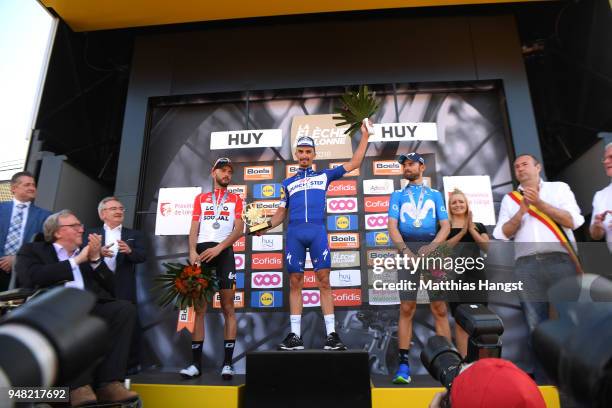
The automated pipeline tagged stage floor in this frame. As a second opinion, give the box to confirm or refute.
[130,369,560,408]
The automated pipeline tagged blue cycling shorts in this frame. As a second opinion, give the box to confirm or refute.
[285,223,331,273]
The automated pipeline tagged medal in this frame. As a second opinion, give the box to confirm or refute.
[413,219,422,228]
[211,188,229,230]
[406,184,426,229]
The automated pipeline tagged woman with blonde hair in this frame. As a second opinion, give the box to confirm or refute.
[446,188,489,357]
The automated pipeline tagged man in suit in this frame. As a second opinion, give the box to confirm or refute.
[16,210,139,406]
[86,196,146,373]
[0,171,52,291]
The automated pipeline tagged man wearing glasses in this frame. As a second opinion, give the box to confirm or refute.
[181,158,244,380]
[16,210,139,406]
[86,197,146,374]
[590,136,612,253]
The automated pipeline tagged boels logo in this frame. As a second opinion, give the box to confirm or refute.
[364,196,390,213]
[253,183,281,199]
[286,163,317,178]
[329,162,359,177]
[251,253,283,270]
[327,180,357,196]
[366,249,396,266]
[328,233,360,249]
[366,231,392,247]
[213,291,244,308]
[228,185,247,199]
[250,290,283,308]
[253,200,281,217]
[244,166,274,180]
[326,215,357,231]
[373,161,402,176]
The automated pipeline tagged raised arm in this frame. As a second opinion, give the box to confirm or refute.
[343,121,371,173]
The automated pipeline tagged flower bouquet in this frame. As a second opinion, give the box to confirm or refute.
[333,85,379,137]
[154,261,219,311]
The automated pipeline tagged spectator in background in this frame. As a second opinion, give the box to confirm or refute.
[16,210,138,407]
[0,171,51,291]
[85,196,146,374]
[445,188,489,357]
[590,139,612,252]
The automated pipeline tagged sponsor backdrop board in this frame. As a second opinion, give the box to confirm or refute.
[142,85,515,377]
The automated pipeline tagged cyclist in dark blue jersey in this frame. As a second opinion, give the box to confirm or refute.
[263,121,371,351]
[387,152,451,384]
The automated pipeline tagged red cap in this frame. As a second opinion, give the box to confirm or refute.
[450,358,546,408]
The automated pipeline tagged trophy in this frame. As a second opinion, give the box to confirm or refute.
[242,202,272,235]
[333,85,379,137]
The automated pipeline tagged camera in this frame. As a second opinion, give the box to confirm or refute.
[0,287,108,406]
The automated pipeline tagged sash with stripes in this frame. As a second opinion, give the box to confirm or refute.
[508,190,583,274]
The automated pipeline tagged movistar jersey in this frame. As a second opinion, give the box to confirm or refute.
[388,184,448,241]
[280,165,347,226]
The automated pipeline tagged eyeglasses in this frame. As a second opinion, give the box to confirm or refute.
[602,155,612,163]
[213,158,231,168]
[104,206,125,212]
[59,223,84,230]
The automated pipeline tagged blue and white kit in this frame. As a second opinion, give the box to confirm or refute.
[280,165,347,272]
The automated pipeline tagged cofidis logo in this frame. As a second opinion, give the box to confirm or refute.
[332,289,362,307]
[251,253,283,269]
[327,180,357,196]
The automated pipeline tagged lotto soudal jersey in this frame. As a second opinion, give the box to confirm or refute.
[192,189,243,243]
[388,183,448,241]
[280,165,347,225]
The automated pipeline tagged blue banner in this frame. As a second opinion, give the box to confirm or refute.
[250,290,284,308]
[253,183,282,199]
[326,215,358,231]
[366,231,392,247]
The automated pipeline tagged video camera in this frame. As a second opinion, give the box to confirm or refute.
[420,303,504,389]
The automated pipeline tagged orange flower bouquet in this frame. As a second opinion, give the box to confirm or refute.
[155,261,219,311]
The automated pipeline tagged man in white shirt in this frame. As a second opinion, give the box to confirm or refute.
[16,210,139,406]
[590,141,612,252]
[493,154,584,332]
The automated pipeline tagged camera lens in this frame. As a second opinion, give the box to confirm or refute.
[421,336,463,389]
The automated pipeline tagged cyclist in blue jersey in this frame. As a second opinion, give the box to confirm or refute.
[262,121,371,351]
[387,152,451,384]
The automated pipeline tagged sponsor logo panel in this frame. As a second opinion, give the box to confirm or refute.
[251,253,283,269]
[286,163,317,178]
[329,162,359,177]
[227,185,247,200]
[368,289,400,305]
[210,129,282,150]
[367,269,398,286]
[213,291,245,308]
[251,272,283,289]
[328,233,360,249]
[234,254,245,270]
[327,180,357,196]
[373,161,402,176]
[331,251,360,268]
[253,183,282,199]
[291,114,353,160]
[369,122,438,142]
[326,197,358,213]
[303,271,317,288]
[332,289,362,307]
[363,179,395,195]
[251,234,283,251]
[235,272,245,289]
[253,200,281,217]
[302,290,321,307]
[326,215,358,231]
[366,249,397,266]
[330,269,362,287]
[244,166,274,180]
[365,213,389,230]
[233,236,245,252]
[364,196,390,213]
[250,291,283,308]
[366,231,392,247]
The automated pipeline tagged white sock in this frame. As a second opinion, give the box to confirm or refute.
[324,314,335,336]
[290,315,301,337]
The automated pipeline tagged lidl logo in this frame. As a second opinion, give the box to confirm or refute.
[253,183,281,199]
[327,215,357,231]
[366,231,392,247]
[250,290,283,308]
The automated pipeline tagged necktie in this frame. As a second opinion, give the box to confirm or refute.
[4,204,26,255]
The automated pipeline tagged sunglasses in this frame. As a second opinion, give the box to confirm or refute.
[213,158,232,168]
